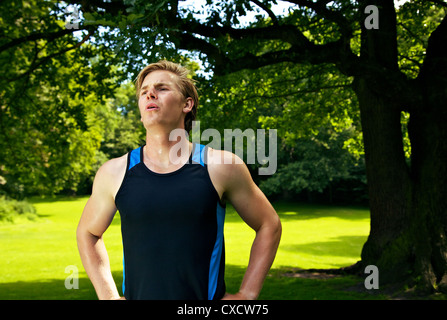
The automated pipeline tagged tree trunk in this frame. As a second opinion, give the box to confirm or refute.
[408,90,447,292]
[352,6,447,292]
[407,15,447,292]
[352,76,413,285]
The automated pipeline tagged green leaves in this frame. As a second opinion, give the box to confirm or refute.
[0,0,129,197]
[197,59,364,200]
[396,1,445,78]
[259,125,365,199]
[2,0,442,202]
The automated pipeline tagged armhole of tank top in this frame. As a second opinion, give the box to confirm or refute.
[204,145,226,208]
[114,151,132,202]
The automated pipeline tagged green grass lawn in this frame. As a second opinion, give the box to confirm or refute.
[0,196,382,300]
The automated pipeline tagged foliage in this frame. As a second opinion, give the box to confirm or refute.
[0,0,207,197]
[0,196,37,222]
[397,1,446,79]
[198,61,364,202]
[259,125,366,201]
[0,44,120,196]
[95,81,144,159]
[0,0,132,197]
[2,0,444,206]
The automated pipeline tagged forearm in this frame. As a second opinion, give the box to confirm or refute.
[77,230,120,300]
[238,220,282,300]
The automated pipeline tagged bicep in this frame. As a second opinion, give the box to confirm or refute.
[77,164,120,238]
[78,194,117,238]
[224,160,278,232]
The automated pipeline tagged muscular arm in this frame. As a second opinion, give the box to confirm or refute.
[209,150,282,300]
[76,156,126,300]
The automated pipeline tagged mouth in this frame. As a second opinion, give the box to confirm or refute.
[146,103,159,111]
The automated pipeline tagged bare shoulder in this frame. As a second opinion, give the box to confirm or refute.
[207,148,254,200]
[207,148,245,176]
[95,154,127,181]
[98,154,127,175]
[92,153,128,198]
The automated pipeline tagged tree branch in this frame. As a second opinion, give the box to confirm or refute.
[61,0,358,77]
[213,38,356,76]
[168,2,358,76]
[243,83,352,101]
[0,27,90,53]
[283,0,353,36]
[64,0,128,15]
[177,17,307,46]
[172,14,359,77]
[3,30,95,82]
[170,31,231,71]
[250,0,278,25]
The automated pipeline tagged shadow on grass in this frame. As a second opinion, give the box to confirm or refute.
[29,196,88,204]
[223,201,370,224]
[0,270,123,300]
[280,235,368,258]
[0,266,383,300]
[0,276,98,300]
[272,201,370,222]
[226,265,384,300]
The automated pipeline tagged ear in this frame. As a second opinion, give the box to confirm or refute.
[183,97,194,114]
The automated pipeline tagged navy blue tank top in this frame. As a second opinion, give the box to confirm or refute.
[115,143,226,300]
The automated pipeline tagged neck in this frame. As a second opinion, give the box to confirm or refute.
[144,127,191,171]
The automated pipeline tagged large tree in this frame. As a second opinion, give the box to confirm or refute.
[3,0,447,293]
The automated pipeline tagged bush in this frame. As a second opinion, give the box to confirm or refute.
[0,197,37,223]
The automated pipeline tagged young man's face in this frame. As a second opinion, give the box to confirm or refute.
[138,70,192,131]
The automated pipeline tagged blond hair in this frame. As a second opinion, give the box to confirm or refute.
[135,60,198,132]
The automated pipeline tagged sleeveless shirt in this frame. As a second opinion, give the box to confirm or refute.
[115,143,226,300]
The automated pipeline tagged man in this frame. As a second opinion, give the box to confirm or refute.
[77,60,281,300]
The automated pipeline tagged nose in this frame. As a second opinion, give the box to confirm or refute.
[145,86,157,100]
